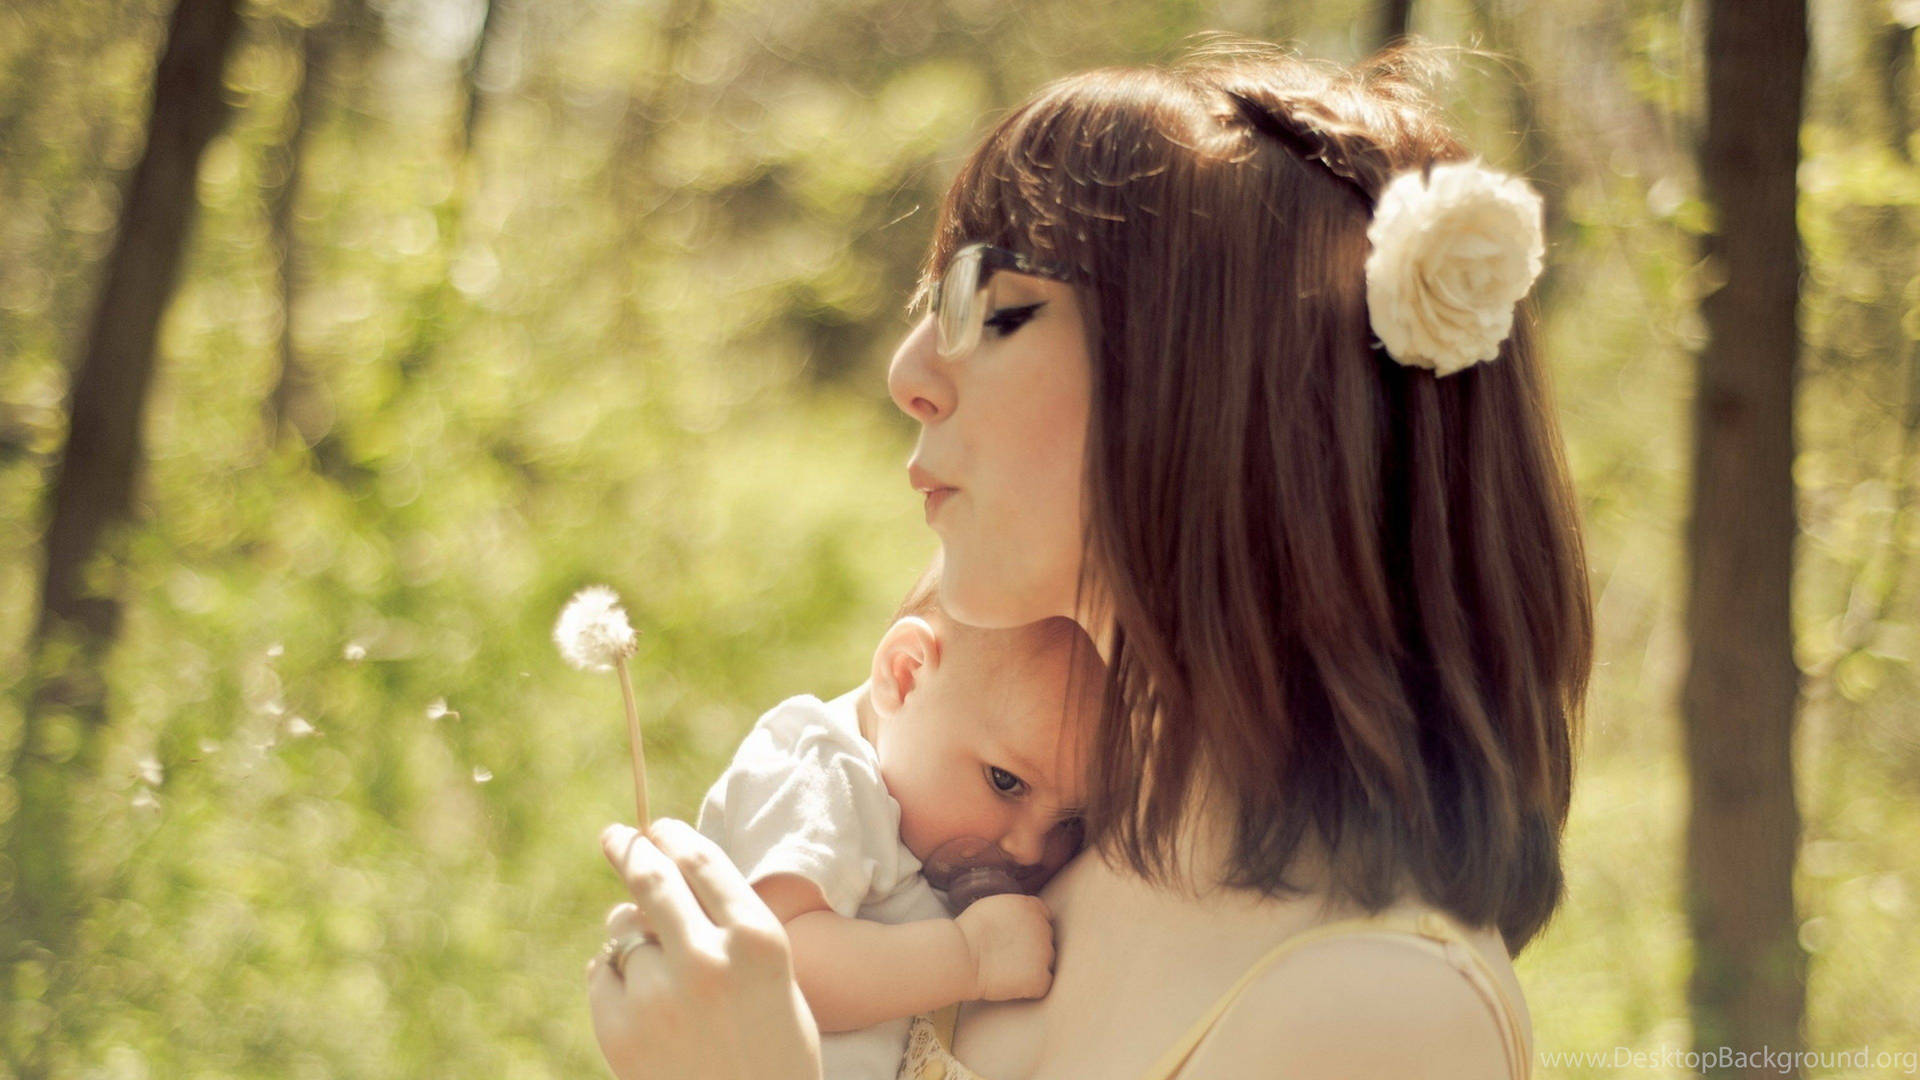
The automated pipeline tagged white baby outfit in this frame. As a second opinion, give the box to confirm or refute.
[695,688,952,1080]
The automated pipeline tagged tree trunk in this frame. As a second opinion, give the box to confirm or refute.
[1875,5,1913,160]
[5,0,243,1071]
[1682,0,1809,1076]
[1464,0,1572,310]
[265,17,334,450]
[461,0,505,157]
[1374,0,1413,51]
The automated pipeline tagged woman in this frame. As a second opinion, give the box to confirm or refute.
[587,36,1591,1080]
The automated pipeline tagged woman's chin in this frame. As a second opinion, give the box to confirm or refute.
[937,564,1057,629]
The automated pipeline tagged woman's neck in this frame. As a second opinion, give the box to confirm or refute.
[1067,775,1403,932]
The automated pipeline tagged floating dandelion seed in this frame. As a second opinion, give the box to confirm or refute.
[266,643,284,658]
[426,698,458,721]
[136,757,163,787]
[553,585,649,829]
[131,788,160,812]
[343,642,367,662]
[472,765,493,784]
[286,716,317,738]
[198,738,219,756]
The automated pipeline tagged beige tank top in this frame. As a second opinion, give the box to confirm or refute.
[894,907,1530,1080]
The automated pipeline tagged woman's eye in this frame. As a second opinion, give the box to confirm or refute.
[987,766,1025,795]
[983,303,1044,338]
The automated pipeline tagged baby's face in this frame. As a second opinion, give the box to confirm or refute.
[871,619,1100,886]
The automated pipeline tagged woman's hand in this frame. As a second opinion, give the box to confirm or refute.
[586,818,823,1080]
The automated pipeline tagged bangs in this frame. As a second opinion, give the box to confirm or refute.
[906,69,1214,319]
[906,90,1074,319]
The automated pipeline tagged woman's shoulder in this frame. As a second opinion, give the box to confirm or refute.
[1177,905,1531,1080]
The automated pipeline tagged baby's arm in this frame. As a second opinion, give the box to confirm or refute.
[755,874,1054,1034]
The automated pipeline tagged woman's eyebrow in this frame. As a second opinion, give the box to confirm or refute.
[988,273,1048,301]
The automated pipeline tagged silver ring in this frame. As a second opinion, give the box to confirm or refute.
[602,932,656,977]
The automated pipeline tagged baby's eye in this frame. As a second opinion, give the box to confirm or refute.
[986,766,1026,796]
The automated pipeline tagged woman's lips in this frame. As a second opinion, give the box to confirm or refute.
[909,463,958,520]
[924,487,956,521]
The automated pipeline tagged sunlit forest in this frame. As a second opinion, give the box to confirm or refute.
[1,0,1916,1075]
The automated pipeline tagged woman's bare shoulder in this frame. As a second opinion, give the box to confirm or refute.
[1176,927,1524,1080]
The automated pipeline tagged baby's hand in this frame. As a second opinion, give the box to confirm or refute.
[954,893,1055,1002]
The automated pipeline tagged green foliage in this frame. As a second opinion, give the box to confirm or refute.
[0,0,1916,1076]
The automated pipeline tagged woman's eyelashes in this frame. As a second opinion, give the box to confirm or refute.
[983,302,1045,339]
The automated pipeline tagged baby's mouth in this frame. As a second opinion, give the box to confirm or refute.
[920,835,1071,913]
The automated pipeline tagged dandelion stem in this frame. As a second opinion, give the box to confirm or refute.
[614,656,650,832]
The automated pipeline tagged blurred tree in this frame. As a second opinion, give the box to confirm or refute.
[1464,0,1573,308]
[1375,0,1413,50]
[1875,0,1915,159]
[263,2,341,452]
[1681,0,1810,1074]
[6,0,243,1073]
[461,0,507,158]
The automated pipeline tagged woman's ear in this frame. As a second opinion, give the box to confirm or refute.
[868,616,942,720]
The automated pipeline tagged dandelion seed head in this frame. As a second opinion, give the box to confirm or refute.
[553,585,638,672]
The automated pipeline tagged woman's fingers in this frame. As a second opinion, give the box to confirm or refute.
[586,948,659,1064]
[587,822,822,1080]
[603,901,656,938]
[603,902,661,976]
[590,902,674,1011]
[601,823,707,950]
[646,818,784,937]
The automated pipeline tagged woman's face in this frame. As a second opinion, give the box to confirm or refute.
[888,267,1093,630]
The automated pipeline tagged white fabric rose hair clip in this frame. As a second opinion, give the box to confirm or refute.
[1362,158,1546,377]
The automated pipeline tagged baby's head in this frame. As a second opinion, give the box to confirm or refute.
[856,565,1104,895]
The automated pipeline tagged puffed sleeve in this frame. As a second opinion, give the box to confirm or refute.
[694,698,907,919]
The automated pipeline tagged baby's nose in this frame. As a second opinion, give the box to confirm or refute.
[1000,824,1049,867]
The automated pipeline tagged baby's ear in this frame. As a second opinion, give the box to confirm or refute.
[869,616,942,718]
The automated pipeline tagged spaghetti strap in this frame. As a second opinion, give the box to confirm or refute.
[1136,908,1530,1080]
[897,909,1527,1080]
[930,1002,960,1053]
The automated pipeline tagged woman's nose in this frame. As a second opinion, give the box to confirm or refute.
[887,315,953,423]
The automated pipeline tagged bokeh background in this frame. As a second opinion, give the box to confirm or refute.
[1,0,1916,1076]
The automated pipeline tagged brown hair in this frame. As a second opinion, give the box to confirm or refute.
[910,37,1593,953]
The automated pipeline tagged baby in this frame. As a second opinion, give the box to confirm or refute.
[694,567,1103,1080]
